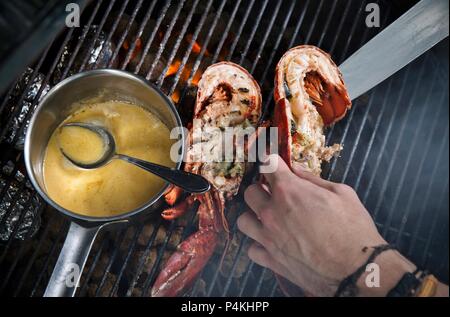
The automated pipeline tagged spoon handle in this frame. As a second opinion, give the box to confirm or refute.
[117,154,211,194]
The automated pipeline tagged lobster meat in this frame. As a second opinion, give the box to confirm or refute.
[274,45,351,174]
[151,62,262,297]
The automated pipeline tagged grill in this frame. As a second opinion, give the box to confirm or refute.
[0,0,448,297]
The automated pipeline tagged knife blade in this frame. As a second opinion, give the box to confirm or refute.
[340,0,449,101]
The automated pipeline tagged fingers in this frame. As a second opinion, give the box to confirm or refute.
[247,243,298,284]
[237,211,267,246]
[244,184,270,217]
[259,154,292,187]
[291,162,337,192]
[248,242,273,268]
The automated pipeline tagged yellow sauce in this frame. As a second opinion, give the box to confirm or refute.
[58,125,106,165]
[43,101,175,217]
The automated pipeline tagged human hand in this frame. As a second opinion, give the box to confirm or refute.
[237,155,416,296]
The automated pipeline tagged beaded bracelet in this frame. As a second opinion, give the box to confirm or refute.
[334,244,396,297]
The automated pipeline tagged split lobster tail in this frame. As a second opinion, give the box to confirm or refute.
[272,45,351,296]
[274,45,351,173]
[152,62,262,296]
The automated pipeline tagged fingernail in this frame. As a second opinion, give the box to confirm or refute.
[259,152,269,165]
[260,154,279,174]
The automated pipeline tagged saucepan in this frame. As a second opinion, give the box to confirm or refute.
[24,69,186,297]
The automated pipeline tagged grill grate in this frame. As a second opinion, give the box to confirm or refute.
[0,0,447,297]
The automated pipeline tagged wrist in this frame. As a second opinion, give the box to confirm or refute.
[356,250,417,297]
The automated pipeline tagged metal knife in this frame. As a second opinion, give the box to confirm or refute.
[340,0,449,101]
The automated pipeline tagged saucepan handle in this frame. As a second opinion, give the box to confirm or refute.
[44,220,126,297]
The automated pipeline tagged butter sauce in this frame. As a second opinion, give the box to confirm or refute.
[43,101,175,216]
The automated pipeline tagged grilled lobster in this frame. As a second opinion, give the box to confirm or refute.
[272,45,351,295]
[151,62,262,297]
[274,45,351,174]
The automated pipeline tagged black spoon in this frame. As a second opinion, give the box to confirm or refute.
[59,122,210,194]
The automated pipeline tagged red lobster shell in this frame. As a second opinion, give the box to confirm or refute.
[151,62,262,297]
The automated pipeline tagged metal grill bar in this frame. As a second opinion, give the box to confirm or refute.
[124,218,163,296]
[409,124,449,254]
[249,0,283,74]
[258,0,296,83]
[11,216,52,296]
[269,278,280,297]
[30,219,69,297]
[121,1,158,70]
[326,103,358,181]
[221,235,246,296]
[177,0,228,101]
[156,0,201,86]
[107,0,144,69]
[78,233,111,296]
[146,0,186,80]
[211,0,242,64]
[134,0,172,74]
[317,0,338,48]
[372,54,430,224]
[238,260,255,297]
[361,64,412,205]
[140,220,177,296]
[329,0,353,55]
[168,0,214,96]
[94,227,128,296]
[353,77,395,192]
[0,201,44,291]
[421,179,449,264]
[60,0,104,80]
[109,225,144,296]
[338,0,368,64]
[391,76,443,244]
[304,0,325,44]
[11,215,54,296]
[341,89,378,183]
[408,127,448,254]
[238,0,269,66]
[97,0,132,68]
[78,0,118,72]
[225,0,255,61]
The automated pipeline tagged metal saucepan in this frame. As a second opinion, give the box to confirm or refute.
[24,69,186,297]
